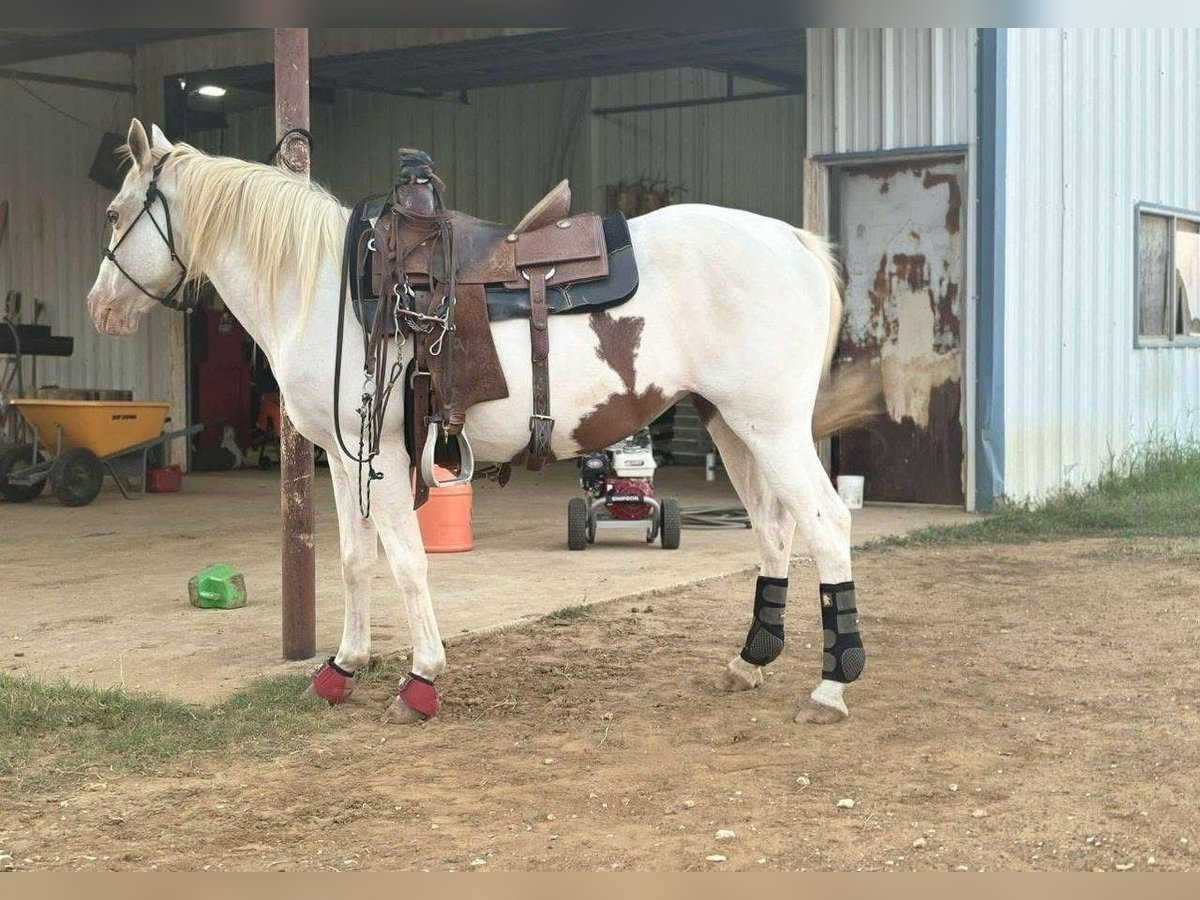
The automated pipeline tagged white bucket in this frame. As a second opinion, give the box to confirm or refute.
[836,475,865,510]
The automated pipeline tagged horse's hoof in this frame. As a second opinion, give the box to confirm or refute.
[310,658,355,705]
[797,698,848,724]
[382,695,429,725]
[796,680,849,724]
[715,656,763,692]
[381,672,439,724]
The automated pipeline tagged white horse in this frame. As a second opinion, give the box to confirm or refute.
[88,119,878,724]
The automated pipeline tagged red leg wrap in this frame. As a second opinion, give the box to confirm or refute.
[396,673,439,718]
[311,658,355,705]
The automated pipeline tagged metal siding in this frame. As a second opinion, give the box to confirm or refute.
[591,69,805,223]
[0,55,176,402]
[187,78,596,257]
[1004,28,1200,501]
[807,27,974,155]
[309,80,592,221]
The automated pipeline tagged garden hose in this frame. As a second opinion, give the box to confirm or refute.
[680,503,751,529]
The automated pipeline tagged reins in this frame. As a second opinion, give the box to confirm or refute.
[331,193,405,518]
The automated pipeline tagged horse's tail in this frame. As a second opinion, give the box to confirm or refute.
[794,228,884,441]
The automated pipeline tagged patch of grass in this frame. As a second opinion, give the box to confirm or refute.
[865,441,1200,548]
[0,671,325,795]
[545,603,594,622]
[354,654,408,685]
[1083,539,1200,562]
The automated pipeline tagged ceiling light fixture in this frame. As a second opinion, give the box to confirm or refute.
[196,85,227,98]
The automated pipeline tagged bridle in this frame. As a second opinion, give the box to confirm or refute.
[102,155,193,312]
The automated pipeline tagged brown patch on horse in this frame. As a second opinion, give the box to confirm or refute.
[572,385,670,453]
[691,394,718,427]
[589,313,644,392]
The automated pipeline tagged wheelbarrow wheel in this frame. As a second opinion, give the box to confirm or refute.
[50,447,104,507]
[0,443,46,503]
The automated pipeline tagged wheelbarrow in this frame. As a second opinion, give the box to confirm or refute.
[0,399,204,507]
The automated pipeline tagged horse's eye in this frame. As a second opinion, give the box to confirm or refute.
[106,210,119,225]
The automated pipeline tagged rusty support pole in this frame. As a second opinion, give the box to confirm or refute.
[275,28,316,661]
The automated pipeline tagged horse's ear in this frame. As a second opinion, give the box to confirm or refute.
[127,118,151,171]
[150,124,173,153]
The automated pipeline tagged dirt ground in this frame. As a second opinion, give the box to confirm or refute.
[0,465,971,700]
[4,537,1199,872]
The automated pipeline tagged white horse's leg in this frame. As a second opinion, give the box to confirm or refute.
[365,450,446,725]
[310,458,378,704]
[703,408,796,693]
[719,415,861,724]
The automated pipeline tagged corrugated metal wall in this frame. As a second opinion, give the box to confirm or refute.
[806,27,974,155]
[0,53,176,400]
[317,80,592,221]
[189,84,591,225]
[1003,28,1200,500]
[592,69,805,222]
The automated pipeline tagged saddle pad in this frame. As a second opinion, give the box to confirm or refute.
[350,213,639,335]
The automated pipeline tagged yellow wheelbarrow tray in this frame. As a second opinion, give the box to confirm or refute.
[15,399,171,458]
[2,399,205,507]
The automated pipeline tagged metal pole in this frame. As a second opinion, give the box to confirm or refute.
[274,27,316,661]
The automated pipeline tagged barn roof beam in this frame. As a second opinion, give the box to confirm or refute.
[593,87,802,117]
[0,67,135,93]
[712,60,805,90]
[0,29,247,66]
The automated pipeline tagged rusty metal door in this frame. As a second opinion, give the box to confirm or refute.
[834,156,965,504]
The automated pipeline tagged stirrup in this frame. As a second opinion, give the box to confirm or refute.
[420,423,475,488]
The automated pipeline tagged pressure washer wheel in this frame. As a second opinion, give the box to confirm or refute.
[567,497,589,551]
[0,443,46,503]
[660,498,682,550]
[49,446,104,507]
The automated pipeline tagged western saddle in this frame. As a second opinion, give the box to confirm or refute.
[343,149,636,510]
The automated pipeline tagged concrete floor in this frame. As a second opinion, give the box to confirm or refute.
[1,464,974,700]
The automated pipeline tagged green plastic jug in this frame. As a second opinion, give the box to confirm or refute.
[188,564,248,609]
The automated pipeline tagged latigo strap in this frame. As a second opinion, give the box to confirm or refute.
[526,266,554,469]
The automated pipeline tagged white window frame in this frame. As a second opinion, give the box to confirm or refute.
[1134,202,1200,349]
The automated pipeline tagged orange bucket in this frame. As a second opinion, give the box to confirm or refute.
[415,466,474,553]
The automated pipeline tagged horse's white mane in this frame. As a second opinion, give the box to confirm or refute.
[149,143,347,314]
